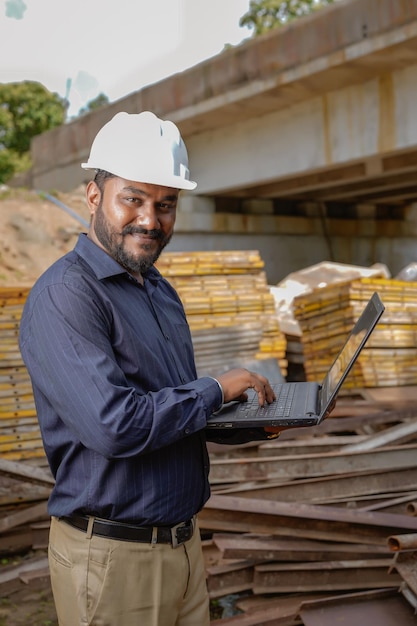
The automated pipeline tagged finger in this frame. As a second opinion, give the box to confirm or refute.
[252,379,275,407]
[254,376,276,404]
[264,382,276,404]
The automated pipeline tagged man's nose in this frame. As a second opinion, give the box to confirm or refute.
[136,203,160,229]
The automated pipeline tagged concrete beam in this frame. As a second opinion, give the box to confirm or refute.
[30,0,417,197]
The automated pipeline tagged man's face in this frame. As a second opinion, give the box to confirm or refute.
[86,176,179,279]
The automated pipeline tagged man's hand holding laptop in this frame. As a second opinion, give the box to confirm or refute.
[215,368,336,438]
[215,368,282,436]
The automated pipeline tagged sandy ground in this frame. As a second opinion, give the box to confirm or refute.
[0,186,90,288]
[0,557,57,626]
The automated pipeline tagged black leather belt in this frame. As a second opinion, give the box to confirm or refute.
[60,514,194,548]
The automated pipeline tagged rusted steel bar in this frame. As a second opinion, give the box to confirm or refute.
[206,560,256,598]
[359,493,417,512]
[406,501,417,515]
[255,435,368,457]
[233,591,338,624]
[299,589,417,626]
[214,467,417,505]
[200,495,417,545]
[343,420,417,452]
[387,533,417,551]
[212,533,390,562]
[209,444,417,484]
[253,559,400,593]
[389,550,417,598]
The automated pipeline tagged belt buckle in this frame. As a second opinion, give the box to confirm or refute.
[170,518,194,548]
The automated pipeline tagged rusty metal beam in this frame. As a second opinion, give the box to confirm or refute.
[214,467,417,505]
[209,444,417,484]
[200,495,417,545]
[233,592,339,625]
[253,559,400,593]
[299,590,417,625]
[206,560,256,598]
[343,420,417,452]
[389,551,417,596]
[212,533,390,562]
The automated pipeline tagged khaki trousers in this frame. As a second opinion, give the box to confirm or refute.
[48,516,210,626]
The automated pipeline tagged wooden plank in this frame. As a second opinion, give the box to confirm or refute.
[0,458,54,487]
[0,556,49,595]
[0,501,48,534]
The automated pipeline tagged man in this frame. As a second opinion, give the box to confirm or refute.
[19,111,280,626]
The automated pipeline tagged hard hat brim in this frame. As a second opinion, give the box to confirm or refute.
[81,162,197,190]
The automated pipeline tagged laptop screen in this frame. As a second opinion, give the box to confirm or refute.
[320,292,385,411]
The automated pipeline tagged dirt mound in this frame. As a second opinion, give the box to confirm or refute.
[0,186,90,287]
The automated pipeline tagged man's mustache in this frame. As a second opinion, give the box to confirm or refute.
[122,226,163,240]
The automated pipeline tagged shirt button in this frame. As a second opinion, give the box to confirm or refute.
[165,334,170,340]
[184,428,190,435]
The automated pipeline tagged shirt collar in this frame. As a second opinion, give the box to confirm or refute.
[74,233,163,284]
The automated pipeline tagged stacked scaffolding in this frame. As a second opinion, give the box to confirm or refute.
[0,287,45,461]
[156,250,287,377]
[292,277,417,387]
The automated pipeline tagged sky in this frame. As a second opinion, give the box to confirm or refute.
[0,0,252,117]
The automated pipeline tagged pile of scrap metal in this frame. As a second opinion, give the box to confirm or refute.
[3,391,417,624]
[203,391,417,624]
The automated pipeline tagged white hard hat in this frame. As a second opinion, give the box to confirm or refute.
[81,111,197,190]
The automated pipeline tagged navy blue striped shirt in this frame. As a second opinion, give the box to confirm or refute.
[19,234,223,525]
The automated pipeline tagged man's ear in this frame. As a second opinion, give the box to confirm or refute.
[86,180,101,217]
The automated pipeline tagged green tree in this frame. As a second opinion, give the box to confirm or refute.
[0,81,66,183]
[240,0,336,35]
[77,92,110,117]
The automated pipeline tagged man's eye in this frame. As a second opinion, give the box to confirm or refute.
[158,203,175,210]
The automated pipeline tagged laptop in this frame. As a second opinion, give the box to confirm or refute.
[206,291,385,429]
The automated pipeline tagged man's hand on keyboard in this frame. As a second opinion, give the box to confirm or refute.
[216,368,276,407]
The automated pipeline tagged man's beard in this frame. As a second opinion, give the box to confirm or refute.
[93,203,172,276]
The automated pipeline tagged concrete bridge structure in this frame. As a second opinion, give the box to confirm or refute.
[30,0,417,284]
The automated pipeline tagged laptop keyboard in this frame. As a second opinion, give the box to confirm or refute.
[237,383,296,418]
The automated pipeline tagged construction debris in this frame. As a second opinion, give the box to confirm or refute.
[2,261,417,623]
[201,390,417,621]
